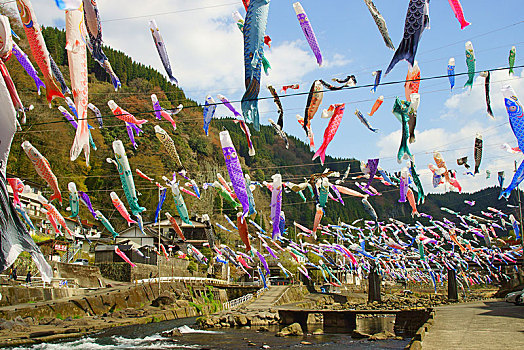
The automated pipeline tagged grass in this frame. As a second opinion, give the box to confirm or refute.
[55,313,64,320]
[189,302,203,314]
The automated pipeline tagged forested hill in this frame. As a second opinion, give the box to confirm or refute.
[4,21,520,238]
[5,23,364,234]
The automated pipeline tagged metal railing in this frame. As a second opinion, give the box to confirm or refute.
[255,286,267,299]
[135,276,229,286]
[222,286,268,310]
[222,293,253,310]
[274,286,292,306]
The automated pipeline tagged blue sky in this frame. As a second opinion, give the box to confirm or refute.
[15,0,524,194]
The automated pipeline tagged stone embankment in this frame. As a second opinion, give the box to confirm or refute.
[0,280,230,347]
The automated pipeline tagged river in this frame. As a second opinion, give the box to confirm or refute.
[14,316,409,349]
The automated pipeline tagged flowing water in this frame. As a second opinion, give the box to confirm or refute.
[13,316,409,350]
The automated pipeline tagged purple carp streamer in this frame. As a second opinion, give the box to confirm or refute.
[83,0,121,90]
[149,19,178,86]
[220,130,250,218]
[218,94,242,118]
[365,159,379,189]
[385,0,430,75]
[242,0,270,132]
[11,43,45,95]
[271,174,282,240]
[78,190,96,219]
[293,2,322,66]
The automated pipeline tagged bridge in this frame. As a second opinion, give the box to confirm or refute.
[278,307,433,336]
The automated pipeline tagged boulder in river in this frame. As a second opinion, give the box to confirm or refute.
[161,328,183,337]
[276,323,303,337]
[351,330,371,339]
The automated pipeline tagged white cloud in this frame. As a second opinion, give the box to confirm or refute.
[11,1,350,103]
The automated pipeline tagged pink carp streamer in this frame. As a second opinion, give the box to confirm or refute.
[312,104,345,165]
[115,246,137,267]
[447,0,470,30]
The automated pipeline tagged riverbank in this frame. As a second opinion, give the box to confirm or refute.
[0,296,211,348]
[0,278,245,348]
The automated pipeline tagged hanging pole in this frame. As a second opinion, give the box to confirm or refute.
[158,186,161,293]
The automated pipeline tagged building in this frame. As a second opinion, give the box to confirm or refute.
[6,173,103,241]
[116,216,208,248]
[94,243,158,265]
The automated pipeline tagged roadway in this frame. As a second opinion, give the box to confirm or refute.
[422,300,524,349]
[246,285,288,309]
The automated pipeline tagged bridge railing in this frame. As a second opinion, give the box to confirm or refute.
[222,286,268,310]
[135,276,229,286]
[255,286,267,299]
[222,293,253,310]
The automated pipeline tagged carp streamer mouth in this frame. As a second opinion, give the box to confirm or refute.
[17,2,32,28]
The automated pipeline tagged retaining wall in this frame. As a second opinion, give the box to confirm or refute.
[96,260,196,283]
[0,281,228,321]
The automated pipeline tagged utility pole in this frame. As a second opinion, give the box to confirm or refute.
[158,186,161,293]
[515,161,524,249]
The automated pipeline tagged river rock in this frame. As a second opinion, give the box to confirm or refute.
[368,331,396,341]
[312,328,323,335]
[276,323,303,337]
[0,320,14,330]
[235,315,249,326]
[152,292,176,307]
[161,328,182,337]
[351,330,371,339]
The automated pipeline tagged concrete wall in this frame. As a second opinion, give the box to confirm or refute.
[51,262,103,288]
[0,286,83,307]
[274,285,309,306]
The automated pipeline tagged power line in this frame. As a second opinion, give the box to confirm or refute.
[102,2,240,23]
[18,64,524,129]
